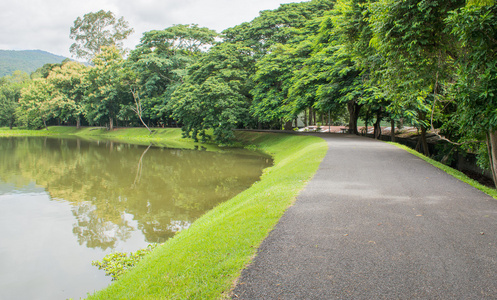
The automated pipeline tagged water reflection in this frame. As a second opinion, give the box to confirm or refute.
[0,137,272,250]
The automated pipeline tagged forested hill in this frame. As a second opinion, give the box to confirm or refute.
[0,50,68,77]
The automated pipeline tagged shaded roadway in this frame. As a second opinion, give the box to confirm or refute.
[232,133,497,299]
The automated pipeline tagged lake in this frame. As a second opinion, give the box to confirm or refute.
[0,136,272,300]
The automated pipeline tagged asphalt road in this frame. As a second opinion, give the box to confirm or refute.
[232,134,497,299]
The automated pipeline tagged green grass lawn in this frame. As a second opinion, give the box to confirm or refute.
[0,126,328,299]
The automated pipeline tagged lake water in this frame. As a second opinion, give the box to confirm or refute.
[0,136,271,300]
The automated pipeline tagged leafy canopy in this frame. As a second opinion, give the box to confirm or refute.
[70,10,134,61]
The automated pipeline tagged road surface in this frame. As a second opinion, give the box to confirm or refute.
[232,134,497,299]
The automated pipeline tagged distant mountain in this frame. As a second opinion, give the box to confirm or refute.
[0,50,69,77]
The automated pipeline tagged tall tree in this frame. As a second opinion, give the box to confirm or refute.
[83,46,131,130]
[223,0,334,57]
[127,24,217,126]
[16,78,54,129]
[369,0,465,154]
[70,10,134,61]
[250,40,313,129]
[289,12,368,134]
[46,61,87,128]
[224,0,335,129]
[169,43,255,144]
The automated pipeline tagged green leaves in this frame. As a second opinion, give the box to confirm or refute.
[446,4,497,136]
[70,10,134,61]
[169,43,255,144]
[92,244,160,280]
[83,46,131,129]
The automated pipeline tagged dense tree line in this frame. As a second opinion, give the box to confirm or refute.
[0,0,496,181]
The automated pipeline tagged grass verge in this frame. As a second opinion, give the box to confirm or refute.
[388,142,497,199]
[0,127,327,299]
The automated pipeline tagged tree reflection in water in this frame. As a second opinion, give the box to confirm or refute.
[72,202,134,250]
[0,136,272,250]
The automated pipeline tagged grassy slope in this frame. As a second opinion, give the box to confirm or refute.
[0,127,328,299]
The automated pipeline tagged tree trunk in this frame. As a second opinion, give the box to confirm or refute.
[390,119,396,142]
[76,116,81,129]
[304,109,308,127]
[486,130,497,187]
[347,100,362,135]
[132,144,152,188]
[374,108,382,139]
[138,114,151,134]
[419,126,430,156]
[284,121,293,131]
[364,109,370,136]
[109,116,114,130]
[328,110,331,133]
[309,107,314,126]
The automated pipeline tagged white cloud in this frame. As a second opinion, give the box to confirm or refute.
[0,0,305,58]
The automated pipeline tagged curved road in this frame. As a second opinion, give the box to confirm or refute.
[232,134,497,299]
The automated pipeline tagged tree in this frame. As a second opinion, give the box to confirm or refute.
[70,10,134,61]
[16,78,54,129]
[223,0,334,57]
[169,43,255,144]
[0,71,29,129]
[83,46,131,130]
[446,3,497,185]
[250,43,308,129]
[223,0,335,130]
[47,61,87,128]
[126,24,217,127]
[369,0,465,154]
[289,12,368,135]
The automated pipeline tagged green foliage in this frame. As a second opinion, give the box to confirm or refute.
[446,4,497,136]
[250,43,303,124]
[228,0,335,127]
[369,0,464,127]
[46,61,87,125]
[169,43,255,144]
[0,71,29,128]
[83,46,131,129]
[16,78,54,129]
[92,244,160,280]
[70,10,134,61]
[126,24,217,125]
[223,0,334,56]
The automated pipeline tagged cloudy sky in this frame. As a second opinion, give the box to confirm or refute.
[1,0,306,59]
